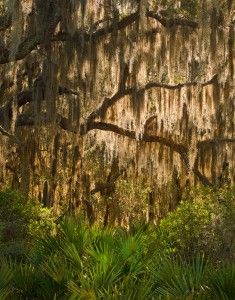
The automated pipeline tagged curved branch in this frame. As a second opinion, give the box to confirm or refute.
[86,88,134,122]
[81,121,187,155]
[15,109,187,157]
[193,156,213,186]
[147,11,198,29]
[58,9,197,43]
[15,109,235,188]
[192,137,235,186]
[0,6,200,65]
[198,137,235,147]
[0,85,79,126]
[0,11,61,64]
[92,9,198,37]
[92,12,139,39]
[86,75,217,123]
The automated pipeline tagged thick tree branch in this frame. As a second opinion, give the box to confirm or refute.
[81,121,214,186]
[91,9,198,38]
[16,112,78,135]
[92,12,139,39]
[0,74,217,129]
[0,6,200,65]
[198,137,235,147]
[81,121,187,155]
[13,108,235,187]
[86,88,134,122]
[51,11,139,44]
[147,11,198,29]
[0,10,138,64]
[86,75,217,123]
[193,156,213,186]
[0,9,61,64]
[15,109,187,156]
[0,85,79,127]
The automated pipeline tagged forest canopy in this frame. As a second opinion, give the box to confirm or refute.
[0,0,234,223]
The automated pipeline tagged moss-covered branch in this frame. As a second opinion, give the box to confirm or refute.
[0,6,200,65]
[86,75,217,124]
[147,10,198,29]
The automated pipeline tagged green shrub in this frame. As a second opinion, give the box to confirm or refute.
[158,186,235,259]
[0,189,55,259]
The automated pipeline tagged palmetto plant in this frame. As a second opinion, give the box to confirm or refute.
[149,254,209,299]
[0,259,13,300]
[207,263,235,300]
[1,217,235,299]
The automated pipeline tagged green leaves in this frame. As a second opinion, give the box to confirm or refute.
[208,263,235,300]
[0,259,13,299]
[150,255,208,299]
[157,186,235,259]
[0,185,234,300]
[0,189,55,260]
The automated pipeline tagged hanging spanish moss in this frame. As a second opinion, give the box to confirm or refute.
[0,0,234,221]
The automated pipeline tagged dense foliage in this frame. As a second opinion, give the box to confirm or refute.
[0,186,234,299]
[158,186,235,260]
[0,189,55,259]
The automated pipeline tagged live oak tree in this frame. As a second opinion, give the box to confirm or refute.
[0,0,235,223]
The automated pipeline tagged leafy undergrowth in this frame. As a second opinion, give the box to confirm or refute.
[0,186,234,299]
[0,217,233,299]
